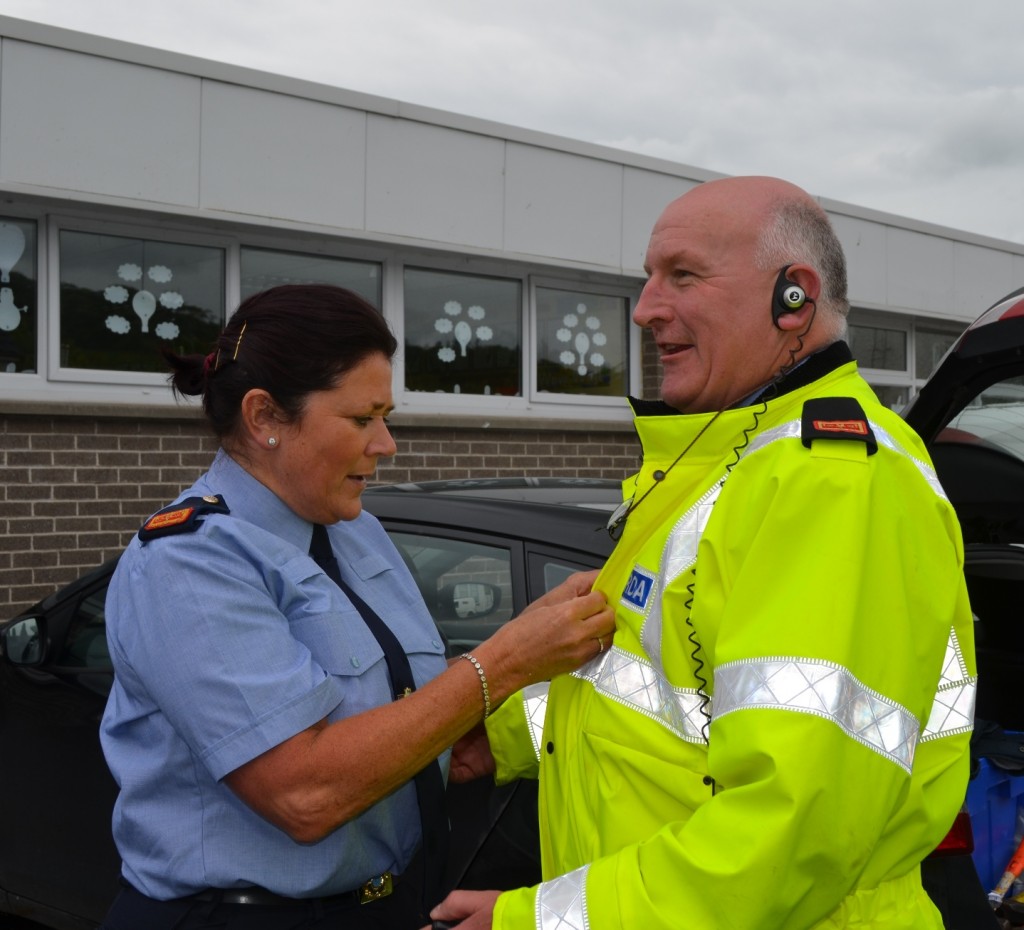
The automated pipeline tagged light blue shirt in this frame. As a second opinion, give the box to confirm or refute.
[100,449,448,899]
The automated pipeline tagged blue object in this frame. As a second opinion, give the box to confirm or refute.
[965,757,1024,891]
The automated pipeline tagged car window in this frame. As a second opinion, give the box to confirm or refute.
[386,530,515,654]
[941,375,1024,461]
[527,549,605,602]
[57,588,110,669]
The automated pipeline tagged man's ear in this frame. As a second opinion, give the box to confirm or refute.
[772,263,820,332]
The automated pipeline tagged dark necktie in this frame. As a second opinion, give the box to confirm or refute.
[308,523,450,911]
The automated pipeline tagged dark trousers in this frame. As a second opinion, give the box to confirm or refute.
[98,879,425,930]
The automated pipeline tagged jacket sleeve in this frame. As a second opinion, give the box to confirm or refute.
[495,433,971,930]
[486,683,549,783]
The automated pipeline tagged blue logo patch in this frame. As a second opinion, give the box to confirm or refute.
[621,566,655,613]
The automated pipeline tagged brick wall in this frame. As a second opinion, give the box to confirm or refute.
[1,412,642,615]
[1,334,662,614]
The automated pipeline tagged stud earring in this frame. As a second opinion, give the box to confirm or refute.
[267,437,278,447]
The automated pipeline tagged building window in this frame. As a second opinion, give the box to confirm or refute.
[240,247,382,307]
[915,328,958,382]
[403,267,521,397]
[534,285,628,397]
[58,229,224,373]
[0,217,37,374]
[848,323,907,371]
[848,313,963,411]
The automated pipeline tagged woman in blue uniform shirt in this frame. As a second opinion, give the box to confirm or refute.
[98,285,614,930]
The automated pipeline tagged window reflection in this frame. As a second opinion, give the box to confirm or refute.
[536,286,627,396]
[849,324,907,371]
[241,248,382,307]
[404,267,521,396]
[59,230,224,372]
[0,217,37,374]
[915,329,958,382]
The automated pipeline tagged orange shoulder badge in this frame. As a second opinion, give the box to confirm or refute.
[138,494,230,543]
[800,397,877,455]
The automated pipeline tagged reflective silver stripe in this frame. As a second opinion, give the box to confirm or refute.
[714,656,919,772]
[642,481,723,663]
[640,414,945,671]
[922,626,976,742]
[872,424,948,502]
[572,646,708,743]
[536,865,590,930]
[522,682,550,762]
[744,418,948,502]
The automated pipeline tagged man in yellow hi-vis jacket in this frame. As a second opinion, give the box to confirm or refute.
[427,176,976,930]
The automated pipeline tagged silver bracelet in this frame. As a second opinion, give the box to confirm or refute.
[459,652,491,719]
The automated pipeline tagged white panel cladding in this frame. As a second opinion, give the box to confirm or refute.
[504,142,623,268]
[831,213,890,310]
[953,241,1019,320]
[620,169,700,276]
[0,39,200,205]
[885,227,957,317]
[365,116,505,249]
[200,83,367,229]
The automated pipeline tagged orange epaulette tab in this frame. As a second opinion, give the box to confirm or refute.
[800,397,877,455]
[138,494,230,543]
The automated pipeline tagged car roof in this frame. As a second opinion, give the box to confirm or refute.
[8,479,621,621]
[363,480,619,559]
[365,477,623,510]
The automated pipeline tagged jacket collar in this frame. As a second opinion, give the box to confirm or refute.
[628,341,854,418]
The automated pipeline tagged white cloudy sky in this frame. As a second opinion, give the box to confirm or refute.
[2,0,1023,244]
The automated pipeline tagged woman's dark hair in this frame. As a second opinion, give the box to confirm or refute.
[162,284,397,441]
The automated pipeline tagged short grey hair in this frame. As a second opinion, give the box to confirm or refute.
[754,199,850,339]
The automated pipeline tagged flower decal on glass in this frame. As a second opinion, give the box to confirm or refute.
[103,262,181,340]
[555,302,607,375]
[0,222,28,334]
[433,299,493,362]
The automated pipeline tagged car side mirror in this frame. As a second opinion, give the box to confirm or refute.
[3,616,47,667]
[440,582,502,619]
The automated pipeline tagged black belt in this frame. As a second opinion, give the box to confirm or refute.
[193,871,397,907]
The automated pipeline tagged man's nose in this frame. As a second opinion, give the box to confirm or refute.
[633,277,667,327]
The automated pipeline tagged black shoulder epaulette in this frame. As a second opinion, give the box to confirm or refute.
[801,397,877,455]
[138,494,230,543]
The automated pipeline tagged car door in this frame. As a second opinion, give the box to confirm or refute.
[0,570,121,928]
[905,286,1024,928]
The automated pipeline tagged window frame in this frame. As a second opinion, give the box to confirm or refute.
[0,208,42,378]
[528,275,640,409]
[847,308,964,410]
[46,216,231,387]
[5,208,644,420]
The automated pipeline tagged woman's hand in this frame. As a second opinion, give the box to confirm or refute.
[449,723,496,783]
[477,583,614,693]
[422,889,501,930]
[518,569,600,614]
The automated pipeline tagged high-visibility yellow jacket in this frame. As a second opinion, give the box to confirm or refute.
[487,356,975,930]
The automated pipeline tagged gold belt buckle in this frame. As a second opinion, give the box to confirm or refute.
[359,871,393,904]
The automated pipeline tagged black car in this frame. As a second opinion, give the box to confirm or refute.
[6,287,1024,929]
[0,477,620,930]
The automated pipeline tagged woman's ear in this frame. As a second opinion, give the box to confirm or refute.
[239,388,282,447]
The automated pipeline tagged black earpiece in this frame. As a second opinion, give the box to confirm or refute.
[771,265,806,328]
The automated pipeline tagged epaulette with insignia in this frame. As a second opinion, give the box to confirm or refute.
[138,494,230,543]
[801,397,877,455]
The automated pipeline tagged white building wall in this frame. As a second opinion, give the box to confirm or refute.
[1,14,1023,410]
